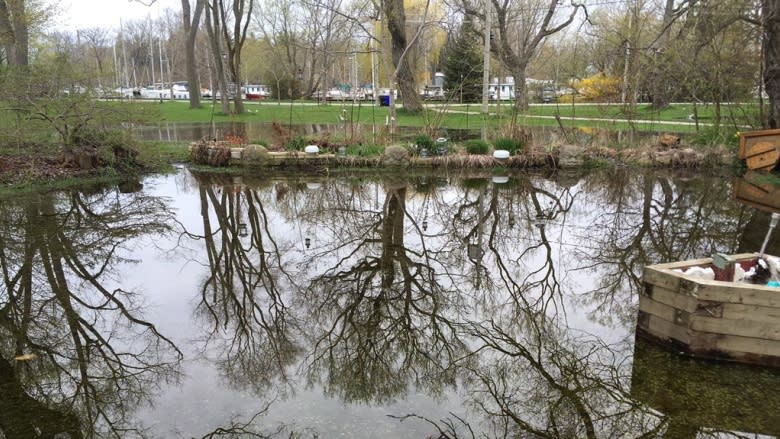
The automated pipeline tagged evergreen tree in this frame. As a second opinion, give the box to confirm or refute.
[441,22,483,103]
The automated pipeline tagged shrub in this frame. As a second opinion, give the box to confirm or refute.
[690,128,739,148]
[346,143,384,157]
[413,134,435,152]
[284,136,306,151]
[493,138,522,155]
[190,141,230,166]
[464,139,490,155]
[70,127,139,168]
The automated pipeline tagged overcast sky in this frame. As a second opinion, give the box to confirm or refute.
[58,0,182,30]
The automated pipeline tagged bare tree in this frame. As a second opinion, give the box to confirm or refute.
[205,0,231,113]
[216,0,255,114]
[459,0,586,111]
[183,0,207,108]
[382,0,425,112]
[0,187,182,437]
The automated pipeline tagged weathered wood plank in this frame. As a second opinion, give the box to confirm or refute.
[746,148,780,171]
[739,128,780,159]
[697,282,780,307]
[646,285,699,312]
[638,296,677,321]
[721,303,780,324]
[709,333,780,358]
[691,315,780,341]
[642,266,681,291]
[640,313,690,344]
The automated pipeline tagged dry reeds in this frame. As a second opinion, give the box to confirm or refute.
[190,139,231,166]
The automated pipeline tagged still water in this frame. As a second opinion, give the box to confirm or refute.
[1,168,779,438]
[134,121,655,146]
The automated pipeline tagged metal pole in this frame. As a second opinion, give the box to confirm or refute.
[759,213,780,257]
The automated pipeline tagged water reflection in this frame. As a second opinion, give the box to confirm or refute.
[134,121,661,146]
[2,169,777,438]
[0,187,182,437]
[190,172,299,396]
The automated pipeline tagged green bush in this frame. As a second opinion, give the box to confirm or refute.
[70,127,133,150]
[346,143,384,157]
[493,138,522,155]
[690,128,739,148]
[284,136,306,151]
[413,134,435,152]
[464,139,490,155]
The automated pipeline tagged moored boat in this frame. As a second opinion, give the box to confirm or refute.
[639,253,780,368]
[243,84,270,100]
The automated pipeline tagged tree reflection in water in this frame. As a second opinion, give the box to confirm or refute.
[189,173,300,396]
[126,169,778,438]
[2,168,766,438]
[573,170,752,327]
[301,176,471,404]
[0,186,182,438]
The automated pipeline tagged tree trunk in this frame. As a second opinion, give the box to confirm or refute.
[0,0,28,66]
[511,65,529,111]
[182,0,206,109]
[219,0,252,115]
[383,0,423,113]
[650,0,676,109]
[764,0,780,128]
[205,1,230,114]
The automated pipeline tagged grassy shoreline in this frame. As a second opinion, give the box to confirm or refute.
[121,99,757,134]
[0,99,758,192]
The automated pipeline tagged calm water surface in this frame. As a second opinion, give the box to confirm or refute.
[1,168,779,438]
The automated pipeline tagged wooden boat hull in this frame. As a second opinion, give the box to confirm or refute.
[739,129,780,172]
[639,253,780,368]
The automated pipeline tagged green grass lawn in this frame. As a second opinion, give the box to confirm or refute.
[115,99,758,135]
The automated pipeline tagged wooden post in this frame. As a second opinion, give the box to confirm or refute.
[712,253,736,281]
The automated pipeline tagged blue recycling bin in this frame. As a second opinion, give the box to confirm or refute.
[380,95,390,106]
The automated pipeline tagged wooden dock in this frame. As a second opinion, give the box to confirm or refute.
[739,129,780,172]
[639,253,780,368]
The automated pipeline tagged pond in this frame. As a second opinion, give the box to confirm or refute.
[1,167,779,438]
[134,121,660,147]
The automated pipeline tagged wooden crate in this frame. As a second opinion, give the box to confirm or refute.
[738,129,780,172]
[639,253,780,368]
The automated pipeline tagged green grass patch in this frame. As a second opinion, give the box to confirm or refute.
[135,141,191,171]
[346,144,385,157]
